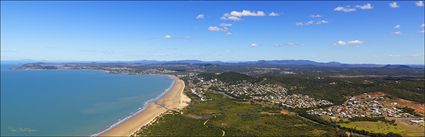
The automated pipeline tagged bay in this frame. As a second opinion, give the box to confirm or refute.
[0,64,173,136]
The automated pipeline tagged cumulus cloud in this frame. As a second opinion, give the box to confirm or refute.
[416,1,424,6]
[231,10,265,17]
[196,14,205,20]
[356,3,373,10]
[221,10,278,21]
[296,20,328,26]
[334,3,373,12]
[208,23,232,32]
[269,12,280,16]
[334,6,357,12]
[334,40,365,46]
[389,2,399,8]
[208,26,221,31]
[221,15,241,21]
[250,43,257,48]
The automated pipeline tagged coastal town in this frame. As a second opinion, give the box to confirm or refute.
[183,73,333,109]
[15,64,424,121]
[12,63,425,136]
[181,72,424,126]
[308,93,424,125]
[309,93,411,118]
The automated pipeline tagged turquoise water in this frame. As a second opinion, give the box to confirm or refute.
[0,64,173,136]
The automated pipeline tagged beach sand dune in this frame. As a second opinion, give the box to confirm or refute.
[98,75,189,136]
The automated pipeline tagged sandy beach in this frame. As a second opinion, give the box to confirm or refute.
[98,75,190,137]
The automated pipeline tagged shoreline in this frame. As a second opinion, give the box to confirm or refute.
[96,75,190,136]
[91,75,175,136]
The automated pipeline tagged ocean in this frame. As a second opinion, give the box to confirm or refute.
[0,64,173,136]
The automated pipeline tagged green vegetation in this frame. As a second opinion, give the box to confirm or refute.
[338,121,402,136]
[267,76,424,104]
[138,70,423,137]
[135,92,337,136]
[135,112,221,136]
[395,120,425,137]
[348,117,396,125]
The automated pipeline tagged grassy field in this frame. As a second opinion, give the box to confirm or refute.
[135,92,337,136]
[134,112,222,136]
[338,119,425,136]
[338,121,402,134]
[394,119,425,137]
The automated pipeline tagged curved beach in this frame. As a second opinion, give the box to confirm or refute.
[98,75,190,136]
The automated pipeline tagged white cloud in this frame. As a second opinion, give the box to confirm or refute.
[297,14,329,26]
[219,23,232,31]
[296,20,328,26]
[334,6,357,12]
[335,41,347,45]
[348,40,364,45]
[164,34,172,39]
[389,2,399,8]
[250,43,257,48]
[221,10,277,21]
[208,26,221,32]
[226,32,232,35]
[335,3,373,12]
[416,1,424,6]
[420,30,425,33]
[163,34,190,39]
[196,14,205,20]
[208,23,233,32]
[269,12,280,16]
[334,40,365,46]
[356,3,373,10]
[310,14,322,18]
[221,14,241,21]
[392,25,401,35]
[394,24,401,29]
[230,10,265,17]
[421,24,425,27]
[392,31,402,35]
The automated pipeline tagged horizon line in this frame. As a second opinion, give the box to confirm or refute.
[1,59,424,66]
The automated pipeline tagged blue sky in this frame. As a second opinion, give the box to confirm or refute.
[1,1,424,64]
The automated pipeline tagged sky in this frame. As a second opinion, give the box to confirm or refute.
[1,1,424,64]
